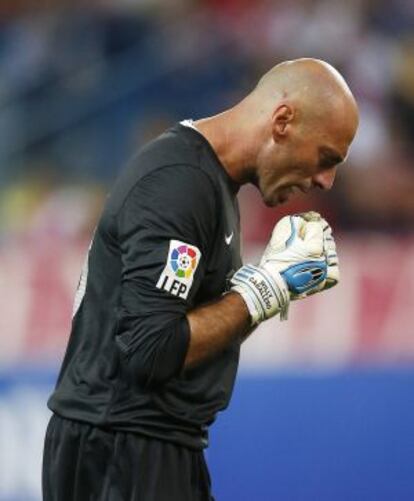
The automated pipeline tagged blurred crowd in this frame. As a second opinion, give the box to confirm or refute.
[0,0,414,245]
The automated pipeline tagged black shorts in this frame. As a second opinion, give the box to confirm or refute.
[42,414,214,501]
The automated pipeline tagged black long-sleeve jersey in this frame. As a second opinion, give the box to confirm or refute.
[48,123,243,450]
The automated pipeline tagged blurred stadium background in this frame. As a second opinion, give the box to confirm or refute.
[1,0,414,499]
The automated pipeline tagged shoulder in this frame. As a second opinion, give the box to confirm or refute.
[107,126,221,215]
[121,164,218,226]
[114,163,219,262]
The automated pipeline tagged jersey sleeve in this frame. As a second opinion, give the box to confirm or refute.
[115,164,217,388]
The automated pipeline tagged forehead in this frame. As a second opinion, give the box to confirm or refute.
[315,94,358,146]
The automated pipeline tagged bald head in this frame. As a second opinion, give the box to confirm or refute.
[257,58,353,99]
[253,58,359,142]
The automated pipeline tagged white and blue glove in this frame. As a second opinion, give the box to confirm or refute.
[231,212,339,325]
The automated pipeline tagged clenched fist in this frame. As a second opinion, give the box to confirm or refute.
[231,211,339,325]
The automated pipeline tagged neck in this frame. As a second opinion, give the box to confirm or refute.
[194,104,260,185]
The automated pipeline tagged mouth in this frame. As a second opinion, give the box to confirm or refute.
[275,188,293,205]
[291,182,312,195]
[284,186,307,198]
[265,184,311,207]
[278,185,310,204]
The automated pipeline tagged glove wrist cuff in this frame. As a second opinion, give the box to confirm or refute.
[230,265,290,325]
[231,284,262,325]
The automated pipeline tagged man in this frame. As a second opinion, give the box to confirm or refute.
[43,58,359,500]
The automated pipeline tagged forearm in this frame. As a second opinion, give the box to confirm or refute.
[184,292,251,368]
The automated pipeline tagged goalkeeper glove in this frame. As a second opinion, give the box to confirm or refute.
[231,211,339,325]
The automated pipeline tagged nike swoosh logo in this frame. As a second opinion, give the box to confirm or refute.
[225,232,234,245]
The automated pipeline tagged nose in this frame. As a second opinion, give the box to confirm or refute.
[312,166,337,191]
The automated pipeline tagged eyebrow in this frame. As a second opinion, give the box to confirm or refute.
[318,147,344,168]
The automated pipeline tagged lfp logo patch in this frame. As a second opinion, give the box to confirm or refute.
[156,240,201,299]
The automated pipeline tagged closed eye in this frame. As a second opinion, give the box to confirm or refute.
[318,147,344,169]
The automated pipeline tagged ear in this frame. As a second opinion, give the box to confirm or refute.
[272,104,295,140]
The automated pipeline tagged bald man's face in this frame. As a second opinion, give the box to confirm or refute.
[255,103,357,207]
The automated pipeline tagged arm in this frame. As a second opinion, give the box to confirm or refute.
[116,164,221,388]
[185,292,250,368]
[186,212,339,367]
